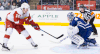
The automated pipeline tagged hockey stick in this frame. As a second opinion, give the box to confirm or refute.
[49,36,68,43]
[59,36,68,42]
[32,25,64,39]
[40,29,64,39]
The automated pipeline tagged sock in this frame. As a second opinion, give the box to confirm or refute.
[3,34,10,45]
[28,38,36,45]
[26,35,36,45]
[3,38,9,44]
[21,30,36,45]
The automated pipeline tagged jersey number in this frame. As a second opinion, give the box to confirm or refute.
[16,14,21,18]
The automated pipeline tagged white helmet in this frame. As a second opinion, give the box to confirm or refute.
[21,3,30,10]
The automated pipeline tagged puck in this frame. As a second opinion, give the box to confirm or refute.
[41,34,44,36]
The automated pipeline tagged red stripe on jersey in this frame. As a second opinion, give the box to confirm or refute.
[4,34,10,39]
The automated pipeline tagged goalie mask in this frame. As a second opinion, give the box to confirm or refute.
[67,12,74,22]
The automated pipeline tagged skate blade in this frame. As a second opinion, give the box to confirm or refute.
[34,46,38,49]
[88,43,99,46]
[77,46,89,49]
[1,45,14,51]
[2,48,10,51]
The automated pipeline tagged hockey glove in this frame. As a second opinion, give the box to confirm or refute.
[32,23,40,30]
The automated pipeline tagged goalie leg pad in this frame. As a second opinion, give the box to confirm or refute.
[67,26,79,36]
[68,35,84,46]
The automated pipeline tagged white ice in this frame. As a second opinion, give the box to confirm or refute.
[0,25,100,54]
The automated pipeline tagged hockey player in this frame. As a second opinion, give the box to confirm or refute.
[67,12,97,48]
[2,3,40,51]
[79,4,98,35]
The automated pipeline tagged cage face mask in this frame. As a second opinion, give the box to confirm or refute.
[67,12,74,22]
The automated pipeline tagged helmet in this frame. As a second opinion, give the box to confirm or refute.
[21,3,30,10]
[67,12,74,22]
[79,4,85,8]
[79,4,86,12]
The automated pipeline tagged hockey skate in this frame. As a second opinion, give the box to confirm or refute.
[87,38,98,46]
[77,42,89,49]
[2,43,10,51]
[31,42,38,48]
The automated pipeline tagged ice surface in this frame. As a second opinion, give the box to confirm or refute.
[0,25,100,54]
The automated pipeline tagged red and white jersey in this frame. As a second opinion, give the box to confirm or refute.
[6,7,36,26]
[7,7,32,23]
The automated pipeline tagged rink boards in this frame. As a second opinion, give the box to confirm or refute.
[0,10,100,27]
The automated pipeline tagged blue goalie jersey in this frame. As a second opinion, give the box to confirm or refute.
[70,17,93,40]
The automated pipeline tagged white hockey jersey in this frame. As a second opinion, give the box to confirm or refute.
[7,7,32,24]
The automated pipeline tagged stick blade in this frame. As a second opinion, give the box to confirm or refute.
[57,34,64,39]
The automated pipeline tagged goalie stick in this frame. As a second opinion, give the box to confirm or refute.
[32,25,64,39]
[59,36,68,43]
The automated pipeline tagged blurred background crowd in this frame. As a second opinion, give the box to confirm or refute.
[0,0,100,10]
[0,0,29,10]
